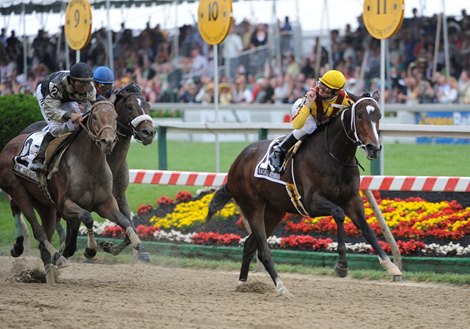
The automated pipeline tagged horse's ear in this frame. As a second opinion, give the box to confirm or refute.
[348,91,360,102]
[109,92,116,103]
[372,90,380,102]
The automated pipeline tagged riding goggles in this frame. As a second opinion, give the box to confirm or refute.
[316,81,338,98]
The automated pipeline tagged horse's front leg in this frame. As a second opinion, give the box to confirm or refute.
[97,199,150,262]
[309,194,349,277]
[61,199,97,259]
[345,195,402,278]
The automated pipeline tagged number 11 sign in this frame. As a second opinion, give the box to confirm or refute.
[363,0,404,39]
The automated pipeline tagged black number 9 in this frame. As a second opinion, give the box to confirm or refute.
[74,9,80,28]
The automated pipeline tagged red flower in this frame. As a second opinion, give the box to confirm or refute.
[175,190,192,203]
[137,204,153,215]
[157,196,175,207]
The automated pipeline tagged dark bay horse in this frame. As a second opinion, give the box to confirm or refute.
[0,100,148,284]
[206,91,402,297]
[9,83,156,258]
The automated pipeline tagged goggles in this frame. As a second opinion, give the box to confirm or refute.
[316,81,337,98]
[70,79,89,93]
[95,83,114,97]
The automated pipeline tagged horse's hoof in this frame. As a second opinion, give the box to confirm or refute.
[53,253,69,268]
[392,275,403,282]
[334,263,349,277]
[10,245,24,258]
[98,241,114,253]
[84,248,97,259]
[137,250,151,262]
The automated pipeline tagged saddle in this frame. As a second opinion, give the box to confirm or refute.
[13,132,72,184]
[254,137,309,216]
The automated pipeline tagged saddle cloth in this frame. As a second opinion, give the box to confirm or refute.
[13,130,71,183]
[254,137,310,217]
[13,131,46,183]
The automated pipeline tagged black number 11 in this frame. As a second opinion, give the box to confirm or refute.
[377,0,387,14]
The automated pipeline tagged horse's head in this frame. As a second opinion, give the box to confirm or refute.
[87,100,118,155]
[344,90,382,160]
[114,83,155,145]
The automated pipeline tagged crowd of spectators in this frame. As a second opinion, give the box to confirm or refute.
[1,7,470,106]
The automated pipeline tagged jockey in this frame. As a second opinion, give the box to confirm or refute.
[269,69,354,173]
[30,62,96,173]
[93,65,115,99]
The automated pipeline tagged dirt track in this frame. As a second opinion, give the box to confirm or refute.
[0,256,468,329]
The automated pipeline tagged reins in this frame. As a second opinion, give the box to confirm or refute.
[78,100,117,144]
[324,97,379,169]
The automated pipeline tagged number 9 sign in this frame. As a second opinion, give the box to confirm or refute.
[198,0,233,45]
[65,0,92,50]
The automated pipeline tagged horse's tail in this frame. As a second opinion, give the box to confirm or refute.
[206,184,232,221]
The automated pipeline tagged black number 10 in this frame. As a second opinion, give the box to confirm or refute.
[377,0,387,14]
[208,1,219,21]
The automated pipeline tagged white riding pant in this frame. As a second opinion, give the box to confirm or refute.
[290,97,317,140]
[36,84,81,137]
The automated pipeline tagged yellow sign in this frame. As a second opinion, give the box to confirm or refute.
[197,0,233,45]
[363,0,404,39]
[65,0,92,50]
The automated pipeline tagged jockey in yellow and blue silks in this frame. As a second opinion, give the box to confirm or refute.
[269,69,355,173]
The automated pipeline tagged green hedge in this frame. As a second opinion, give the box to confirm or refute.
[0,94,42,151]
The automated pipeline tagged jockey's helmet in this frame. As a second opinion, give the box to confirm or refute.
[319,70,346,91]
[69,62,93,82]
[93,66,115,85]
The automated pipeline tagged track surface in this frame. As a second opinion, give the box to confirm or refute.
[0,256,469,329]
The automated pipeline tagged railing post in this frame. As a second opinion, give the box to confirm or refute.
[157,126,168,170]
[258,128,268,140]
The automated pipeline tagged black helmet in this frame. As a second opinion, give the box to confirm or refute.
[69,62,93,82]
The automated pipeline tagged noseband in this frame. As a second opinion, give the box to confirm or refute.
[80,100,117,144]
[340,97,379,150]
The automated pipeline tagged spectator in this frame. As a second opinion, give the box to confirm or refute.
[222,23,243,81]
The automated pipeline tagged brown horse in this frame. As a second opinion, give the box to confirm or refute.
[9,83,156,258]
[67,83,156,257]
[0,100,148,284]
[206,91,402,297]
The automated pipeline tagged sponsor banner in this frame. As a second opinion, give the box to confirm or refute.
[415,111,470,144]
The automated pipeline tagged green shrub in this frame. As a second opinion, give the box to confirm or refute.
[0,94,42,150]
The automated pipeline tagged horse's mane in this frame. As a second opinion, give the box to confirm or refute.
[117,82,142,95]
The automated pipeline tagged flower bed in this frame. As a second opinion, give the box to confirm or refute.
[81,190,470,257]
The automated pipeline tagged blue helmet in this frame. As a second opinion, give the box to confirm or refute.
[93,66,114,85]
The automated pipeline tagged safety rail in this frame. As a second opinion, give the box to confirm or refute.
[155,122,470,170]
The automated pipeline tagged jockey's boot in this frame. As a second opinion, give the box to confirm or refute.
[30,132,54,173]
[269,132,298,173]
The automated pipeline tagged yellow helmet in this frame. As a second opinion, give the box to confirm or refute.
[319,70,346,90]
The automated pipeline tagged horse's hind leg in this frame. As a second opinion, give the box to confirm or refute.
[10,199,26,257]
[239,234,257,284]
[239,203,291,297]
[345,195,402,277]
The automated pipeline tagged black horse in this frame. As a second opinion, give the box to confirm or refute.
[206,91,402,297]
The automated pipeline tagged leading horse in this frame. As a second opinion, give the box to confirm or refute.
[0,100,148,284]
[206,91,402,297]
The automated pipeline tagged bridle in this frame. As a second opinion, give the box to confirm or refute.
[79,100,117,145]
[114,92,153,142]
[324,97,379,168]
[340,97,379,150]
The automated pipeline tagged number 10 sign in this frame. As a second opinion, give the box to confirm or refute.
[197,0,233,45]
